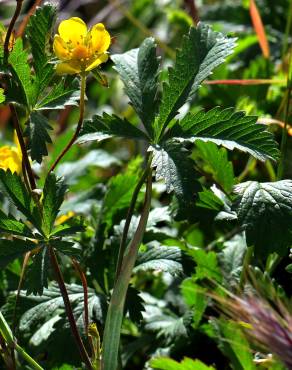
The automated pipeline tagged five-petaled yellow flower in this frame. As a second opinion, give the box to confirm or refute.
[0,133,22,174]
[53,17,111,75]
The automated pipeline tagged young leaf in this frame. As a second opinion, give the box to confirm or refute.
[0,209,33,237]
[8,38,33,107]
[0,170,41,231]
[0,87,5,103]
[232,180,292,257]
[169,107,279,161]
[151,357,215,370]
[77,113,148,144]
[26,4,56,96]
[25,111,53,163]
[134,245,184,276]
[25,246,49,296]
[0,238,36,268]
[42,173,67,236]
[195,140,235,193]
[111,37,160,136]
[149,141,199,206]
[156,24,236,137]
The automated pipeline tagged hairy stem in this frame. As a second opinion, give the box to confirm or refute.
[115,161,151,282]
[101,170,152,370]
[49,247,93,370]
[49,74,87,174]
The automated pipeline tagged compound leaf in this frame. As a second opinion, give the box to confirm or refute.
[0,209,33,237]
[0,238,37,268]
[25,246,49,296]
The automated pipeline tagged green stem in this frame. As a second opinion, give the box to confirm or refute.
[101,171,152,370]
[239,246,254,289]
[114,161,151,282]
[48,74,87,174]
[282,0,292,61]
[49,247,93,370]
[277,53,292,180]
[0,312,43,370]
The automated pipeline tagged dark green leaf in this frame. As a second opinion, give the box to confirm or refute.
[51,217,85,237]
[26,4,56,97]
[111,37,159,136]
[232,180,292,257]
[35,78,79,110]
[8,38,33,106]
[195,140,235,193]
[50,240,82,260]
[0,238,37,268]
[150,141,199,206]
[156,24,236,137]
[77,113,148,144]
[134,245,183,276]
[25,111,53,163]
[0,170,41,231]
[25,246,49,296]
[124,286,145,324]
[170,107,279,161]
[0,209,33,237]
[42,173,67,236]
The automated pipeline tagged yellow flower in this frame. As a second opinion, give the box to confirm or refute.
[53,17,111,75]
[0,134,22,174]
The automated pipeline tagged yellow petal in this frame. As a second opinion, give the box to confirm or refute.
[58,17,87,47]
[56,61,81,75]
[88,23,111,54]
[53,35,70,61]
[85,53,109,72]
[0,146,22,173]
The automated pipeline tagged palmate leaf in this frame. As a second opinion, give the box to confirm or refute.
[156,23,236,137]
[0,238,36,268]
[27,4,56,92]
[232,180,292,257]
[0,209,33,237]
[169,107,279,161]
[149,141,200,206]
[25,111,53,163]
[42,173,67,236]
[0,170,41,232]
[111,37,160,136]
[77,113,148,144]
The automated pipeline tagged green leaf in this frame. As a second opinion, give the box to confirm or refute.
[150,141,199,205]
[77,113,148,144]
[134,245,183,276]
[156,24,236,137]
[196,188,224,211]
[0,87,5,103]
[42,173,67,236]
[51,240,81,259]
[195,141,235,193]
[35,78,79,110]
[151,357,215,370]
[170,107,279,161]
[0,238,37,268]
[188,248,222,282]
[0,170,41,231]
[25,111,53,163]
[25,246,49,296]
[51,217,85,237]
[0,209,33,237]
[232,180,292,257]
[8,38,33,107]
[26,4,56,98]
[111,37,159,136]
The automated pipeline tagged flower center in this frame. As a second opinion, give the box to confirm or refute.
[72,45,89,60]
